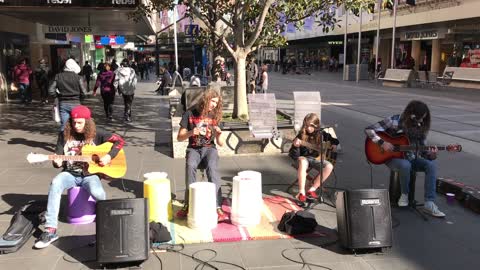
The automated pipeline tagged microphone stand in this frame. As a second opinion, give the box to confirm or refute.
[306,127,336,209]
[410,126,428,221]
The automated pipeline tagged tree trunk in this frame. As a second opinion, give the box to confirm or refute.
[233,55,248,120]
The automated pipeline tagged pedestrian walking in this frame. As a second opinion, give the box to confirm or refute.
[81,61,93,92]
[35,58,50,104]
[13,58,33,104]
[93,63,116,120]
[114,59,137,122]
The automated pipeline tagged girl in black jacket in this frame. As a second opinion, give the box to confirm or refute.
[289,113,339,203]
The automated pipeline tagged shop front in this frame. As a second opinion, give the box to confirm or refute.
[0,31,30,82]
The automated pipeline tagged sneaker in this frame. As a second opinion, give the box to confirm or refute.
[34,228,58,249]
[398,194,409,207]
[295,193,307,203]
[176,204,188,219]
[217,208,229,223]
[306,190,319,199]
[423,201,446,218]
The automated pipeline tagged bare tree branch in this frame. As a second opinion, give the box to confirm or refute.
[245,0,275,48]
[222,36,235,57]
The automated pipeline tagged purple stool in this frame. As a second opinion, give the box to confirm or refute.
[67,186,96,224]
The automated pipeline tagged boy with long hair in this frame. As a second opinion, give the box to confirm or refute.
[365,100,444,217]
[289,113,339,204]
[34,105,125,249]
[176,89,228,222]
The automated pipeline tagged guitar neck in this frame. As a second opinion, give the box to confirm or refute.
[397,145,447,151]
[46,155,91,162]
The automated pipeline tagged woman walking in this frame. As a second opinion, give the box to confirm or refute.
[93,63,116,120]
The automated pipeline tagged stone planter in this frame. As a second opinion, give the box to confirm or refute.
[171,116,295,159]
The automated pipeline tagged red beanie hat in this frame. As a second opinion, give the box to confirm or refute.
[71,105,91,119]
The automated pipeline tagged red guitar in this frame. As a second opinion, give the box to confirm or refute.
[365,131,462,164]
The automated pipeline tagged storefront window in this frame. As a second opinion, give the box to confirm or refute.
[0,32,30,82]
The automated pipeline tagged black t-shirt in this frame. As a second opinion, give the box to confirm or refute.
[180,109,217,148]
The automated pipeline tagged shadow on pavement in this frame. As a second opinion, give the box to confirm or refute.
[107,178,144,198]
[54,234,98,269]
[7,137,56,152]
[0,193,48,215]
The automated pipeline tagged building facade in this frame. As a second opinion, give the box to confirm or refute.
[285,0,480,75]
[0,0,158,88]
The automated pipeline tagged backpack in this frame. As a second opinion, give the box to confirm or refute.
[0,200,46,254]
[149,222,171,245]
[277,210,318,235]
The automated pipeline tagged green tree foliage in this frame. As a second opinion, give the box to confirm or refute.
[137,0,373,119]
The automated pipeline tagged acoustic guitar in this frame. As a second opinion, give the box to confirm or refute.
[26,142,127,178]
[283,134,337,165]
[365,131,462,165]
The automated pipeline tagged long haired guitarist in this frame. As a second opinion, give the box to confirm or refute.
[365,100,445,218]
[34,105,125,249]
[289,113,339,204]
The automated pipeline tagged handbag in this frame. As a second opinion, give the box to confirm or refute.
[52,98,60,123]
[278,210,318,235]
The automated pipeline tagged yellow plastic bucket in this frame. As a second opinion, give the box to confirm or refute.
[143,172,172,224]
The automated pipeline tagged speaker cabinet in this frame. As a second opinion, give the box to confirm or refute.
[336,189,392,250]
[96,198,149,264]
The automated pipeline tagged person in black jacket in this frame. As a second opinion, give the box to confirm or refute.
[34,105,125,249]
[49,58,86,132]
[289,113,339,204]
[81,61,93,91]
[35,59,50,104]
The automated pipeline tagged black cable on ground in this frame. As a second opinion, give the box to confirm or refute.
[154,243,246,270]
[281,247,334,270]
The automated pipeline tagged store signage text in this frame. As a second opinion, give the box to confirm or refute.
[328,41,343,45]
[46,25,92,33]
[404,30,438,40]
[46,0,72,4]
[112,0,135,4]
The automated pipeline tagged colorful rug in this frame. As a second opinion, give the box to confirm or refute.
[165,196,325,244]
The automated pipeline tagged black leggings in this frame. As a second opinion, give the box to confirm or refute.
[101,91,115,118]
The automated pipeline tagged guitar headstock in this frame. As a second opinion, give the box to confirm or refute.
[26,153,49,164]
[447,144,462,152]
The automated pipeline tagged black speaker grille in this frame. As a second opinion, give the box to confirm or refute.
[96,198,149,264]
[336,189,393,249]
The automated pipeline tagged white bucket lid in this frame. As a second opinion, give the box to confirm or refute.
[143,172,168,180]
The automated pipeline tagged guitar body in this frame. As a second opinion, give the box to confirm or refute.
[82,143,127,178]
[365,132,410,165]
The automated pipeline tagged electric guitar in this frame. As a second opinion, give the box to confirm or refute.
[26,142,127,178]
[283,134,337,165]
[365,131,462,165]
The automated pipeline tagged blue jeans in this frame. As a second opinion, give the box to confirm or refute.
[45,172,106,228]
[386,158,437,202]
[59,102,79,132]
[18,83,31,103]
[184,147,222,207]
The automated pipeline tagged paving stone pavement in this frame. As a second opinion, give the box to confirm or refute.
[0,72,479,270]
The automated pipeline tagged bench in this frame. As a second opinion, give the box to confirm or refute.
[379,69,414,88]
[448,68,480,90]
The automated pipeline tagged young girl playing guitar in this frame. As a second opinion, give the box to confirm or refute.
[289,113,339,204]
